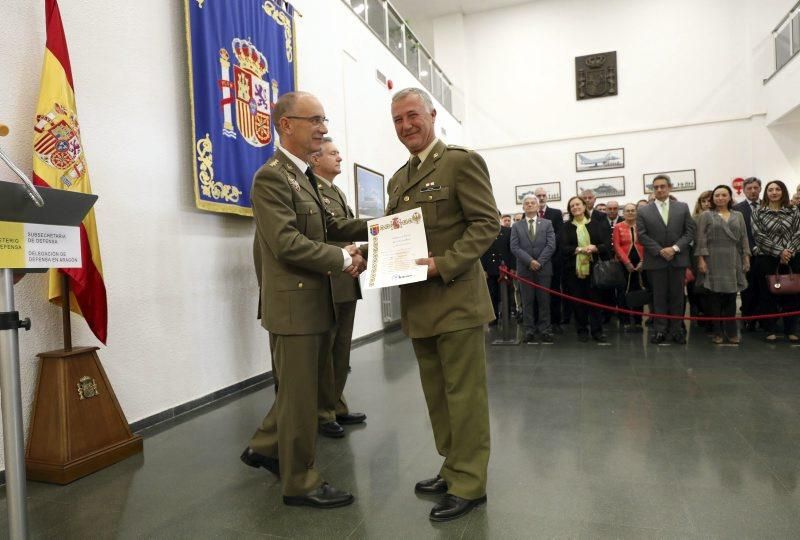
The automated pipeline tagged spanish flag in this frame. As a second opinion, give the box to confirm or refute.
[32,0,107,344]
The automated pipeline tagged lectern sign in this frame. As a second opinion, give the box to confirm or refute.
[0,221,81,269]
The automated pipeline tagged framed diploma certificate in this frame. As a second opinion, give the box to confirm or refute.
[363,208,429,290]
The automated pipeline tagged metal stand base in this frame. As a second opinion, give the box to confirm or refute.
[491,280,520,346]
[0,268,30,539]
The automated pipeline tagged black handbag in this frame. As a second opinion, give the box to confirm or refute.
[625,272,652,308]
[591,259,626,289]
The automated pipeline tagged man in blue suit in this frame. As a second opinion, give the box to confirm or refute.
[511,194,556,343]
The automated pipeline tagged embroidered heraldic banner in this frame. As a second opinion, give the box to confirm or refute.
[185,0,297,216]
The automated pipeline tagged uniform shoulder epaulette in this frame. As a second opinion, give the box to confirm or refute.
[268,158,280,167]
[446,144,470,152]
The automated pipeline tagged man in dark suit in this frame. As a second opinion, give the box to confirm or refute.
[535,187,565,332]
[481,214,516,322]
[310,137,367,439]
[511,194,556,342]
[733,177,762,331]
[606,200,624,228]
[243,92,368,508]
[637,175,696,344]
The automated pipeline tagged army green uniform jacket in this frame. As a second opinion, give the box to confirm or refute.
[386,140,498,338]
[315,175,362,304]
[251,149,367,335]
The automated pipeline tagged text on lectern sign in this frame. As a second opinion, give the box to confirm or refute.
[0,221,82,268]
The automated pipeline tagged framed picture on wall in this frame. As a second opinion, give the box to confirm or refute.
[353,163,385,219]
[575,148,625,172]
[576,176,625,199]
[643,169,696,194]
[515,182,561,204]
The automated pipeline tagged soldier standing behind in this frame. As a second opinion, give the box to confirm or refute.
[310,137,367,439]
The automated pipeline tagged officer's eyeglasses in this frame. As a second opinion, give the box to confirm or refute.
[286,115,329,127]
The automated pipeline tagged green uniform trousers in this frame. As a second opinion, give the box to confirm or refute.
[411,325,490,500]
[249,331,329,496]
[318,300,356,423]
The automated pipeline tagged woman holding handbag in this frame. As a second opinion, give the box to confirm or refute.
[561,196,610,342]
[613,203,646,332]
[694,185,750,344]
[751,180,800,343]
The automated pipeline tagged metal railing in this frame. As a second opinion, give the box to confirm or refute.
[767,0,800,81]
[342,0,457,119]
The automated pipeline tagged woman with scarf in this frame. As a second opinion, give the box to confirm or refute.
[694,185,750,344]
[561,195,611,342]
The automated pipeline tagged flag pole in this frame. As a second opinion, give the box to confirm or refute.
[61,272,72,352]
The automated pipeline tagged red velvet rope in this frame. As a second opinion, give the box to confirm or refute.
[499,266,800,322]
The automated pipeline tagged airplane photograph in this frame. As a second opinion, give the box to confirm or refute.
[575,147,625,171]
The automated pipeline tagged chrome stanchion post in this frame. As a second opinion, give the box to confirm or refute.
[492,268,519,346]
[0,268,30,539]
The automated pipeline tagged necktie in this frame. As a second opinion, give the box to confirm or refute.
[660,202,669,225]
[751,201,758,210]
[305,167,321,198]
[528,218,536,241]
[539,209,545,219]
[410,156,421,170]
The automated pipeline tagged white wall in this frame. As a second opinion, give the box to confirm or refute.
[433,0,800,211]
[0,0,460,469]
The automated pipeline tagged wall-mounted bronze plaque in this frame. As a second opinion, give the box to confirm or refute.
[576,51,618,100]
[77,376,99,400]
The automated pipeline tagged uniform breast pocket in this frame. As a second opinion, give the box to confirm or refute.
[414,187,449,228]
[295,202,323,239]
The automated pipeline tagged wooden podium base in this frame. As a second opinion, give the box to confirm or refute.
[25,346,143,484]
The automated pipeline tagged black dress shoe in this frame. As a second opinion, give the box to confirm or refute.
[283,482,354,508]
[650,332,666,344]
[318,421,345,438]
[672,333,687,345]
[592,333,608,343]
[429,494,487,522]
[336,412,366,425]
[540,333,554,344]
[415,475,448,494]
[523,332,538,344]
[240,448,280,478]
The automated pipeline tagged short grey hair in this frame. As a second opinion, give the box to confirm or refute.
[310,137,334,163]
[522,194,539,205]
[274,91,312,135]
[534,187,547,196]
[743,176,761,188]
[580,189,595,197]
[392,87,434,112]
[652,174,672,186]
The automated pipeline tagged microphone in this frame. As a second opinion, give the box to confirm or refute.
[0,124,45,207]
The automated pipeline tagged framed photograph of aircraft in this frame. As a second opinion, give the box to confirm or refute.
[575,148,625,172]
[354,163,386,219]
[515,182,561,204]
[576,176,625,199]
[643,169,696,194]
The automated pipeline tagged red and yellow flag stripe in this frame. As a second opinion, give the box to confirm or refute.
[33,0,107,344]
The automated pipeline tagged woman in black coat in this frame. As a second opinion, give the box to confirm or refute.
[561,196,611,342]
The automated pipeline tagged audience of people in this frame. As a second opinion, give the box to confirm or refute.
[488,176,800,346]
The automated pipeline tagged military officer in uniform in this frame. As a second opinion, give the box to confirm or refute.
[387,87,498,521]
[241,91,368,508]
[310,136,367,438]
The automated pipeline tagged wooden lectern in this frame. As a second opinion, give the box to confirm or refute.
[0,178,141,487]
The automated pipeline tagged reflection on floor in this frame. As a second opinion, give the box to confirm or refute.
[6,324,800,538]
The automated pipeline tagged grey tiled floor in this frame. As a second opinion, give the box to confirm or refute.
[5,325,800,538]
